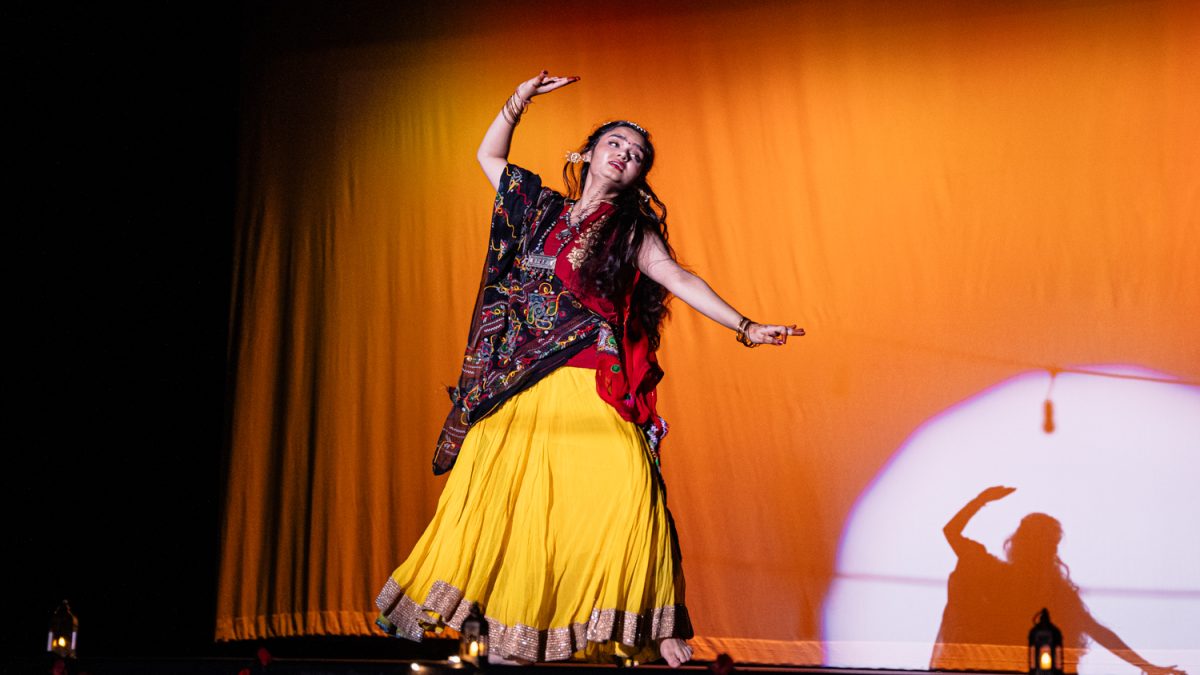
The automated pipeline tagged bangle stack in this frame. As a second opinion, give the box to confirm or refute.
[736,316,758,348]
[502,90,531,125]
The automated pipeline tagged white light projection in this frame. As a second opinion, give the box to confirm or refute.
[822,366,1200,673]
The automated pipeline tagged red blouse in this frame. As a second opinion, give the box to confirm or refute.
[542,202,616,369]
[541,201,667,455]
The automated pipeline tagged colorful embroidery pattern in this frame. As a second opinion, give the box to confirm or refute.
[433,166,603,474]
[434,164,670,475]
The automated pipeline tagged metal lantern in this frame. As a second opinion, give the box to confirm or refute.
[1028,608,1063,675]
[47,600,78,659]
[458,603,488,666]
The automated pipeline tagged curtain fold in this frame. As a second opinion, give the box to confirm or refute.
[218,1,1199,670]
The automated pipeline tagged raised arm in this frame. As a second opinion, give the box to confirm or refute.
[944,486,1016,556]
[636,233,803,346]
[477,71,580,191]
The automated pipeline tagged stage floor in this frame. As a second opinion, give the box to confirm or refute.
[12,637,1018,675]
[10,659,1019,675]
[12,655,1019,675]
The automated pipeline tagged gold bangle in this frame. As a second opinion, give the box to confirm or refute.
[736,316,758,348]
[501,91,530,125]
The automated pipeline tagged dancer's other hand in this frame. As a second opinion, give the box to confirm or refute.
[746,322,804,346]
[1141,664,1186,675]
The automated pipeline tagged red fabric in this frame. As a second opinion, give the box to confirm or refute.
[545,204,616,368]
[597,295,663,429]
[547,203,664,429]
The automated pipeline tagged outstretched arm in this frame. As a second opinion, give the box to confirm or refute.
[1081,613,1186,675]
[944,486,1015,556]
[636,233,803,345]
[477,71,579,191]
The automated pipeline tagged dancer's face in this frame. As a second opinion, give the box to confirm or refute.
[585,127,649,192]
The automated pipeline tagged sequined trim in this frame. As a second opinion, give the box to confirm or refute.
[375,578,691,662]
[374,578,427,641]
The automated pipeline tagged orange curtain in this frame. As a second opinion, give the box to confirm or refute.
[218,1,1199,669]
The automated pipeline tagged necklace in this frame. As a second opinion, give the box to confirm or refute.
[525,199,609,273]
[553,199,598,251]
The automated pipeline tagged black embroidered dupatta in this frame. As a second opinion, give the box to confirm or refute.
[431,164,601,474]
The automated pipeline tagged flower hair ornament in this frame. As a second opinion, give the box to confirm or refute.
[566,121,650,164]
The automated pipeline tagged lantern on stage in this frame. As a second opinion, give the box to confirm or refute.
[47,600,78,659]
[458,603,488,666]
[1029,608,1063,675]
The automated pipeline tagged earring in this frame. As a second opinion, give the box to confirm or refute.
[565,152,583,164]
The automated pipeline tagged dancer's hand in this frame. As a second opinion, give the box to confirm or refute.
[515,70,580,102]
[745,322,804,346]
[977,485,1016,503]
[1142,665,1186,675]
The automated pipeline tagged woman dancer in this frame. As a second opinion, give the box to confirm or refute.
[375,71,803,667]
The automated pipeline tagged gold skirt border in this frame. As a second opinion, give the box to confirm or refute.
[376,577,692,662]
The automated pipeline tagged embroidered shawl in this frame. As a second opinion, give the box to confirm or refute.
[432,164,667,474]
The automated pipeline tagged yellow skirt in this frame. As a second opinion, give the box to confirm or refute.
[375,366,690,663]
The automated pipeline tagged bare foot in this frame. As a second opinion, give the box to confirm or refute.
[658,638,693,668]
[486,651,534,666]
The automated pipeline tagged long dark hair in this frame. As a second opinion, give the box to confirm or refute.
[562,120,674,350]
[1003,513,1080,594]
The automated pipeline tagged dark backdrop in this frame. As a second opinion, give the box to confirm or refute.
[9,1,238,661]
[8,2,453,663]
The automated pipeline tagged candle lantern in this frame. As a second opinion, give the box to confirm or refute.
[47,600,78,659]
[1028,607,1063,675]
[458,603,489,666]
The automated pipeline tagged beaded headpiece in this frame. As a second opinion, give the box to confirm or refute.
[566,120,652,164]
[613,120,649,136]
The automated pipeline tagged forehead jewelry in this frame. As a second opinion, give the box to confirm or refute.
[615,120,648,136]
